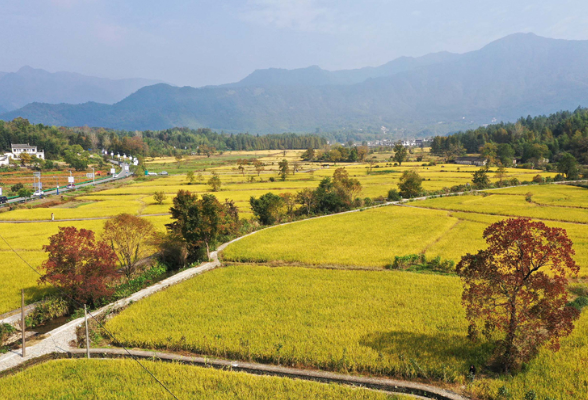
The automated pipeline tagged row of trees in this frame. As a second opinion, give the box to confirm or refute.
[250,168,362,225]
[0,118,327,161]
[40,214,158,307]
[40,190,241,307]
[301,146,369,163]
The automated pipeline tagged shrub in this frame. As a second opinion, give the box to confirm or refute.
[509,178,520,186]
[524,390,537,400]
[269,177,275,182]
[497,385,509,398]
[388,254,454,273]
[157,234,188,271]
[26,297,70,328]
[554,173,565,182]
[363,197,373,207]
[525,192,534,202]
[568,296,588,311]
[153,191,167,205]
[0,323,16,343]
[10,182,24,193]
[374,196,387,204]
[387,189,401,201]
[532,175,544,183]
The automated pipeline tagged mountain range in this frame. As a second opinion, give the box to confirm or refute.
[0,66,160,113]
[2,33,588,136]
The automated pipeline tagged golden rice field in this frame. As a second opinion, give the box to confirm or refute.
[0,359,407,400]
[106,265,481,382]
[83,161,554,219]
[418,184,588,224]
[105,265,588,400]
[0,216,171,314]
[222,202,588,276]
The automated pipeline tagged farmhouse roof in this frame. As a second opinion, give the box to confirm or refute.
[456,156,485,161]
[11,143,36,149]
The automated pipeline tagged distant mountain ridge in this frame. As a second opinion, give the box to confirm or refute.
[3,33,588,135]
[0,66,161,112]
[228,51,459,87]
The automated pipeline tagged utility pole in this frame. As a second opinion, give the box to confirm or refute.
[84,305,90,358]
[21,289,26,357]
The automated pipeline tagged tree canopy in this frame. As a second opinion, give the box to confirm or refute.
[41,226,119,307]
[456,218,580,372]
[167,190,239,260]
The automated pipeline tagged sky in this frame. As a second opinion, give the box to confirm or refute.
[1,0,587,87]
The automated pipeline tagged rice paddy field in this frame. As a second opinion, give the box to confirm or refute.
[0,359,408,400]
[0,150,552,222]
[0,216,170,314]
[105,265,588,400]
[1,149,585,399]
[222,199,588,276]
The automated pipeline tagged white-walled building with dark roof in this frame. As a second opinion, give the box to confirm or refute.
[10,143,45,159]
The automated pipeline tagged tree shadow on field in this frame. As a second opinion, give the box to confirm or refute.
[360,330,494,371]
[24,284,55,304]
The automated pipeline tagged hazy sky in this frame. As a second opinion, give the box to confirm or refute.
[1,0,587,87]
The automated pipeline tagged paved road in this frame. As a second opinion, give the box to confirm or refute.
[2,162,132,205]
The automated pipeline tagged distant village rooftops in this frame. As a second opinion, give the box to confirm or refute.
[455,156,487,166]
[366,138,432,148]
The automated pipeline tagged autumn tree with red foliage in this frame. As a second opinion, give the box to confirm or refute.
[457,218,580,372]
[40,227,120,307]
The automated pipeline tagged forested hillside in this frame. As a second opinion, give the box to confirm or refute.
[431,107,588,168]
[0,118,326,160]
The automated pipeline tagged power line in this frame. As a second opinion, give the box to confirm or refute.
[0,231,180,400]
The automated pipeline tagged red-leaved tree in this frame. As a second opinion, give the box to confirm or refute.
[40,227,120,307]
[456,218,580,372]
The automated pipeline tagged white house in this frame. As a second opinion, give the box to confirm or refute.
[10,143,45,160]
[0,154,11,166]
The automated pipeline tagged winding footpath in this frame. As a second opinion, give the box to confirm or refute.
[0,226,468,400]
[5,180,586,398]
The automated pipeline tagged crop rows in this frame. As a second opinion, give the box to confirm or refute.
[1,359,405,399]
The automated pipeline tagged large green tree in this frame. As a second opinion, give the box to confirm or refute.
[250,192,285,225]
[557,152,579,179]
[392,142,408,165]
[471,166,490,189]
[397,170,423,198]
[167,190,238,260]
[278,159,289,181]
